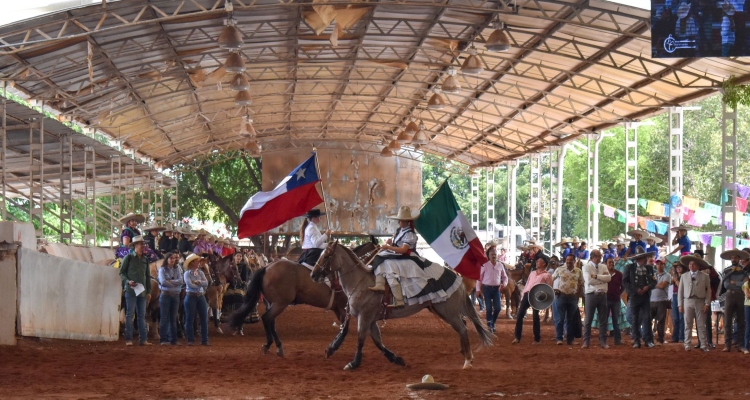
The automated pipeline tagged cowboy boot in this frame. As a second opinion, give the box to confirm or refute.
[368,274,386,292]
[387,280,405,308]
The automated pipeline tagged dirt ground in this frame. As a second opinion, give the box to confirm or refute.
[1,305,749,400]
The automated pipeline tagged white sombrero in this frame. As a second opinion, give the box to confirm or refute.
[670,223,693,232]
[629,245,652,261]
[128,235,145,247]
[142,222,165,232]
[406,375,449,391]
[720,248,750,261]
[119,212,146,224]
[554,237,573,246]
[627,229,648,238]
[387,206,420,221]
[645,235,663,244]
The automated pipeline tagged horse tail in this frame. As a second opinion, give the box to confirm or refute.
[230,266,266,329]
[461,285,494,347]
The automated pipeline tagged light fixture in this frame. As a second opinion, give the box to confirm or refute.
[380,146,393,157]
[485,21,510,52]
[224,51,246,73]
[245,140,260,153]
[411,127,431,145]
[404,121,419,134]
[239,116,248,135]
[229,74,249,91]
[461,46,483,75]
[396,129,412,141]
[235,90,253,106]
[218,19,243,50]
[442,67,461,94]
[388,139,401,150]
[427,91,446,110]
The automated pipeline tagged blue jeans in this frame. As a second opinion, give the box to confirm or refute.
[745,306,750,350]
[470,289,485,311]
[671,296,684,342]
[184,293,208,344]
[607,299,622,344]
[555,294,578,344]
[125,290,147,343]
[159,293,180,344]
[482,285,502,328]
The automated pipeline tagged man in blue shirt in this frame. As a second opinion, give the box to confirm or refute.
[624,230,648,260]
[669,224,692,256]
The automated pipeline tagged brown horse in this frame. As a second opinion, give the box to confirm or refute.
[230,242,378,358]
[202,254,240,334]
[311,241,493,370]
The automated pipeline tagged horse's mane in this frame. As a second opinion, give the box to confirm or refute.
[339,244,373,273]
[351,241,377,254]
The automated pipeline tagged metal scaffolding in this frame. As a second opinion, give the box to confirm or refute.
[154,174,165,225]
[625,123,639,234]
[668,107,684,251]
[58,134,73,243]
[471,171,480,233]
[549,147,565,253]
[29,116,44,236]
[486,167,495,244]
[141,172,151,219]
[1,94,6,221]
[721,103,738,266]
[83,146,97,247]
[588,135,604,245]
[529,153,541,243]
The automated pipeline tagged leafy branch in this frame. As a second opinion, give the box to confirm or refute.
[722,75,750,109]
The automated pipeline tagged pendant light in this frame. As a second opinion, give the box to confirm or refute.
[245,140,260,154]
[388,139,401,150]
[234,90,253,106]
[461,46,483,75]
[485,21,510,52]
[442,67,461,94]
[427,90,446,110]
[229,74,249,91]
[411,121,431,145]
[380,146,393,157]
[218,19,243,50]
[397,129,412,142]
[404,121,419,134]
[224,51,246,73]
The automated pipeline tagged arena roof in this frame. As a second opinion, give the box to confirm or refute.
[0,0,747,169]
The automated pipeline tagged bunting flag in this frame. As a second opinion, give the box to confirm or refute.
[603,205,616,218]
[683,196,700,210]
[737,183,750,199]
[646,200,662,216]
[737,197,748,213]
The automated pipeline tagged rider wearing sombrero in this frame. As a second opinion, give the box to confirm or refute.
[116,212,145,259]
[298,209,332,268]
[368,206,430,308]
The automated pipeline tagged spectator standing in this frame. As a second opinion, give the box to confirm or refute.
[582,250,611,348]
[670,262,686,343]
[650,260,671,345]
[678,255,711,352]
[606,258,624,345]
[622,246,656,348]
[551,254,583,346]
[718,249,750,353]
[183,254,210,346]
[158,252,183,345]
[119,235,152,346]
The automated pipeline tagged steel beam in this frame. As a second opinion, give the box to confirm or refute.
[625,123,638,235]
[529,153,541,244]
[471,171,480,233]
[668,107,684,252]
[721,102,738,268]
[486,167,496,244]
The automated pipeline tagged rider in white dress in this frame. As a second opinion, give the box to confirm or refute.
[297,209,332,269]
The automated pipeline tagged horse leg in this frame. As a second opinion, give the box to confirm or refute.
[344,314,371,371]
[369,321,405,366]
[260,303,288,357]
[325,307,350,358]
[433,303,473,370]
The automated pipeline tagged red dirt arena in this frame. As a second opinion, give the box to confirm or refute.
[1,304,749,399]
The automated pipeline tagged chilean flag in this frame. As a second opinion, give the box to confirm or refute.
[237,154,323,238]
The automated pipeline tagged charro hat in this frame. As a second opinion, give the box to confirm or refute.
[723,1,736,15]
[629,245,652,261]
[680,254,710,270]
[406,374,448,391]
[184,253,202,269]
[119,212,145,224]
[554,237,572,246]
[645,235,663,244]
[627,229,648,238]
[305,209,326,218]
[129,235,145,247]
[387,206,420,221]
[677,2,691,18]
[571,236,581,243]
[142,222,165,232]
[670,223,692,232]
[720,248,750,261]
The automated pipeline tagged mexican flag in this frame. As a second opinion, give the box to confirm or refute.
[414,182,487,280]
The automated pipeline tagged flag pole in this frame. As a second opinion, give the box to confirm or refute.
[420,176,452,210]
[312,149,332,232]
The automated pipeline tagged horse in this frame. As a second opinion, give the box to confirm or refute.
[230,242,379,358]
[201,254,239,334]
[311,240,494,371]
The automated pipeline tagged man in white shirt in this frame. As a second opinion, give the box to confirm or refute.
[650,260,671,345]
[582,250,612,348]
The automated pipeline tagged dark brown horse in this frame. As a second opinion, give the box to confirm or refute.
[202,254,241,333]
[230,242,378,358]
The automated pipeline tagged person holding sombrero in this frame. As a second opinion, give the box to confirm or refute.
[677,254,712,351]
[668,223,692,256]
[622,246,657,348]
[623,230,647,260]
[369,206,430,308]
[115,212,146,259]
[119,235,153,346]
[297,209,332,268]
[718,249,749,353]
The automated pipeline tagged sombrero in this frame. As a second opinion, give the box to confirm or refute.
[670,223,692,232]
[645,235,663,244]
[680,254,710,270]
[517,245,529,251]
[406,375,449,391]
[141,222,165,232]
[571,236,581,243]
[305,208,326,218]
[723,1,736,16]
[528,243,544,251]
[388,206,420,221]
[629,245,652,261]
[554,237,572,246]
[184,253,202,269]
[129,235,145,247]
[720,248,750,261]
[676,2,691,18]
[598,242,611,249]
[627,229,648,238]
[119,212,145,224]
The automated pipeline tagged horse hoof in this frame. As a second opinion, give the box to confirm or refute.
[343,363,354,371]
[261,345,270,354]
[217,327,224,334]
[277,348,285,357]
[325,348,334,359]
[462,361,473,370]
[394,357,406,366]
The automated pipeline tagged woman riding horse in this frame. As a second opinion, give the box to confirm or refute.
[297,209,332,268]
[368,206,430,308]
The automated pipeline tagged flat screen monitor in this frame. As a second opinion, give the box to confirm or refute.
[651,0,749,57]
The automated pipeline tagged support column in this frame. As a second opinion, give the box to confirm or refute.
[471,170,480,233]
[111,156,124,246]
[529,153,541,244]
[556,146,566,246]
[486,167,495,244]
[669,107,685,252]
[1,92,6,221]
[592,135,603,245]
[170,179,179,223]
[141,172,151,219]
[125,163,135,213]
[625,123,639,234]
[59,134,73,243]
[508,161,518,259]
[721,103,738,267]
[549,147,565,253]
[83,146,96,246]
[154,175,164,225]
[29,117,44,237]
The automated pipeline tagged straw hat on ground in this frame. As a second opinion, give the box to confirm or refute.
[720,248,750,261]
[680,254,710,270]
[406,375,448,390]
[119,212,145,224]
[129,235,145,247]
[388,206,420,221]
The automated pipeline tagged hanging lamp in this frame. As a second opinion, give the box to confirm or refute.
[235,90,253,106]
[218,19,244,50]
[397,129,412,141]
[224,51,246,73]
[485,21,510,52]
[388,139,401,150]
[380,146,393,157]
[427,91,446,110]
[442,67,461,94]
[411,122,431,145]
[461,46,483,75]
[245,140,260,153]
[229,74,249,91]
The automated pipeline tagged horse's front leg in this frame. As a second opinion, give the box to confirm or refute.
[369,321,405,366]
[344,314,370,371]
[326,311,350,358]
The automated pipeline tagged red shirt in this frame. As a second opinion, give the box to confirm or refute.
[607,269,624,303]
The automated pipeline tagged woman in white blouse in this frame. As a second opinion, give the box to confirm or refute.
[297,209,332,268]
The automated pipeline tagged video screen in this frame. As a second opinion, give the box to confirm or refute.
[651,0,749,58]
